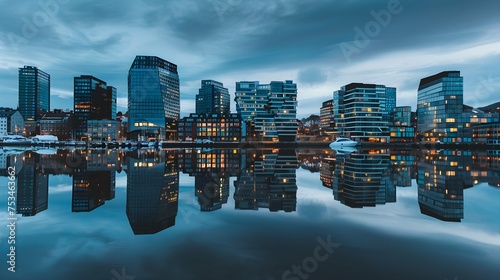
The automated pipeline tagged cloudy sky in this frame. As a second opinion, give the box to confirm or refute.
[1,0,499,118]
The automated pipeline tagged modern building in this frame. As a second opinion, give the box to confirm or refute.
[320,99,334,135]
[378,86,397,121]
[196,80,230,115]
[39,110,76,140]
[74,75,116,140]
[0,108,24,136]
[460,106,499,143]
[87,120,120,142]
[390,106,415,142]
[473,122,500,144]
[235,80,298,141]
[18,66,50,121]
[178,113,241,142]
[332,83,392,142]
[417,71,464,143]
[128,55,180,141]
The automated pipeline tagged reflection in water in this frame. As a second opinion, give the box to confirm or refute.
[17,151,48,216]
[234,149,298,212]
[332,149,395,208]
[126,149,179,235]
[72,150,117,212]
[1,147,499,233]
[416,150,473,222]
[178,149,240,212]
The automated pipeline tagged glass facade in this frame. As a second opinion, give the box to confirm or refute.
[196,80,230,114]
[333,83,392,142]
[74,75,116,140]
[390,106,415,142]
[235,80,298,142]
[128,55,180,141]
[320,99,334,135]
[18,66,50,121]
[417,71,464,143]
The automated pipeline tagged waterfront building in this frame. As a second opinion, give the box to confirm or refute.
[128,55,180,141]
[74,75,116,140]
[390,106,415,142]
[86,120,120,142]
[320,99,334,135]
[473,122,500,144]
[235,80,298,141]
[417,71,464,143]
[16,151,48,216]
[18,66,50,121]
[39,110,76,140]
[196,80,230,115]
[332,83,392,142]
[178,113,241,142]
[0,108,24,136]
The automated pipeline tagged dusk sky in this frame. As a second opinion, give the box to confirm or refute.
[1,0,499,118]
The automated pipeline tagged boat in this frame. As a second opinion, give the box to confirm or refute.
[329,138,359,148]
[333,146,359,155]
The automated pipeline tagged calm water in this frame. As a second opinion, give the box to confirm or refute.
[0,147,499,280]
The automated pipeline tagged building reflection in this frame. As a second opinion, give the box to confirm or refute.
[471,150,500,187]
[389,150,416,187]
[126,149,179,235]
[16,151,48,216]
[332,149,395,208]
[178,149,240,212]
[417,150,473,222]
[234,149,297,212]
[71,149,117,212]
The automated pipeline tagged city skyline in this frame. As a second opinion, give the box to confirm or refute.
[1,0,499,118]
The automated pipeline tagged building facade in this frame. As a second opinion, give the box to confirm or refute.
[0,108,24,135]
[178,113,241,142]
[87,120,120,142]
[473,122,500,144]
[18,66,50,121]
[39,110,76,140]
[128,55,180,141]
[196,80,230,115]
[390,106,415,142]
[333,83,392,142]
[320,99,334,135]
[235,80,298,142]
[417,71,464,143]
[74,75,116,140]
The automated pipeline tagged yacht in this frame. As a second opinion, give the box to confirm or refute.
[329,138,359,148]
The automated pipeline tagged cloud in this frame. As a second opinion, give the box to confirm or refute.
[297,67,328,86]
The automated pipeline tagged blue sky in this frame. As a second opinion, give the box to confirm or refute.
[1,0,499,118]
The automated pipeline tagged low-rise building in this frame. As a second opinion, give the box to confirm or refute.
[390,106,415,143]
[39,110,76,140]
[178,113,241,142]
[0,108,24,135]
[87,120,120,142]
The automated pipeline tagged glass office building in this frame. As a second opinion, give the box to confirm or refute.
[74,75,116,140]
[333,83,392,142]
[196,80,230,115]
[128,55,180,141]
[417,71,464,143]
[18,66,50,121]
[235,80,298,142]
